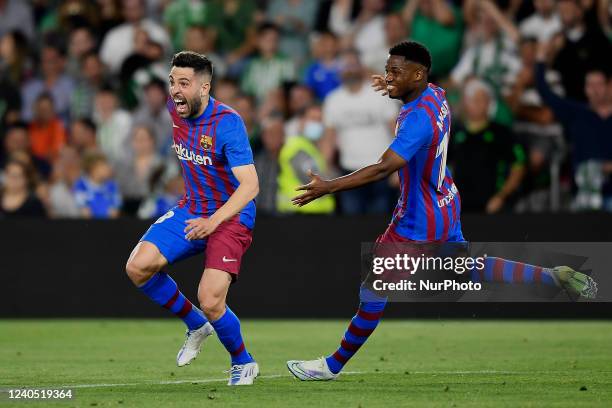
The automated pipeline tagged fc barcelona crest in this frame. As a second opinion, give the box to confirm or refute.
[200,135,213,150]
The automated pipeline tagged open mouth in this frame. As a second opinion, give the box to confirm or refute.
[174,98,188,115]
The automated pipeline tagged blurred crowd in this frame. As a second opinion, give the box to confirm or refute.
[0,0,611,219]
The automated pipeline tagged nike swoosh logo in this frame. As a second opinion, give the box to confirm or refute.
[223,256,237,262]
[172,123,180,128]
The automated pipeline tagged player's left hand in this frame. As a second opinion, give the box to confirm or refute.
[184,217,220,240]
[291,170,331,207]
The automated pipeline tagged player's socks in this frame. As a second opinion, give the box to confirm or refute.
[139,272,207,330]
[470,257,556,286]
[325,288,387,375]
[210,306,254,365]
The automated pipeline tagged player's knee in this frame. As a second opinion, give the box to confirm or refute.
[199,296,225,321]
[125,259,159,286]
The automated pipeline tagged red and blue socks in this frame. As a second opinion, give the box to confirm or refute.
[211,306,254,365]
[325,288,387,374]
[471,257,556,286]
[139,272,207,331]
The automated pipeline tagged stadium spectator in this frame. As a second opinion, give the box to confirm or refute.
[183,26,227,78]
[285,84,315,139]
[451,0,521,126]
[93,84,132,163]
[203,0,259,69]
[0,0,35,41]
[518,0,562,43]
[241,22,296,102]
[321,49,397,214]
[361,13,409,74]
[549,0,612,102]
[234,93,262,153]
[137,173,184,220]
[114,126,163,215]
[66,27,97,79]
[267,0,318,68]
[450,79,526,214]
[118,29,167,109]
[507,37,564,211]
[37,0,100,35]
[0,75,21,137]
[70,117,98,155]
[303,30,342,100]
[314,0,359,37]
[47,145,81,218]
[130,77,172,155]
[0,30,31,86]
[258,87,287,121]
[70,51,106,120]
[401,0,463,80]
[213,78,240,107]
[1,121,51,178]
[73,151,121,218]
[162,0,208,50]
[0,158,45,218]
[277,104,335,214]
[254,115,285,215]
[348,0,388,70]
[96,0,124,39]
[28,93,67,163]
[21,43,75,124]
[536,46,612,210]
[99,0,171,73]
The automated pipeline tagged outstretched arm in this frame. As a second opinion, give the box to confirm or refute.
[292,149,406,207]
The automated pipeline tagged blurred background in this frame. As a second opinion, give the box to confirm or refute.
[1,0,611,220]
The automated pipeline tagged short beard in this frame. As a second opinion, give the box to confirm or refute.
[189,95,203,118]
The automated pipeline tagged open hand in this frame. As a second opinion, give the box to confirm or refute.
[291,170,332,207]
[184,217,220,240]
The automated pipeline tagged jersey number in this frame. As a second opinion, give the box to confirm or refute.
[435,131,449,192]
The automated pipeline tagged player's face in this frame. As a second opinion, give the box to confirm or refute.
[384,55,421,100]
[585,71,608,107]
[169,66,209,119]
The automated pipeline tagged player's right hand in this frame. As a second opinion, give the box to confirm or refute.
[371,74,388,96]
[292,170,331,207]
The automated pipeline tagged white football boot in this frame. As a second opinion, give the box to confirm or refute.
[176,322,214,367]
[227,361,259,386]
[287,357,339,381]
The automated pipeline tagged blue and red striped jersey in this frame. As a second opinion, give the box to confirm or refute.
[388,83,463,242]
[168,96,256,229]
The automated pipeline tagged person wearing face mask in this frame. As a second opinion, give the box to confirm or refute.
[277,105,335,214]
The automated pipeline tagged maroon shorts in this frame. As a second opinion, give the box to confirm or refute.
[376,225,411,244]
[204,219,253,278]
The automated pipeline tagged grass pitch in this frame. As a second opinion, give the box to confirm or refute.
[1,320,611,407]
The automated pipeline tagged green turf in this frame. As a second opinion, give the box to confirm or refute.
[1,320,612,407]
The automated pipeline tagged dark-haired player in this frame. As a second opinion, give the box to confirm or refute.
[286,41,597,381]
[125,51,260,385]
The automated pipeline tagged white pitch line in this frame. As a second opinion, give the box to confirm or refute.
[1,369,606,391]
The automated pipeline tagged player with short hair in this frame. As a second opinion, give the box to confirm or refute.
[125,51,260,386]
[286,41,597,381]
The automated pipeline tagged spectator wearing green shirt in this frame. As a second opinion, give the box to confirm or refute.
[401,0,463,80]
[163,0,208,50]
[267,0,318,69]
[204,0,259,74]
[241,22,296,102]
[450,79,527,214]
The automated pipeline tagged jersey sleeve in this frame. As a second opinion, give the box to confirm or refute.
[389,110,433,162]
[222,114,254,168]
